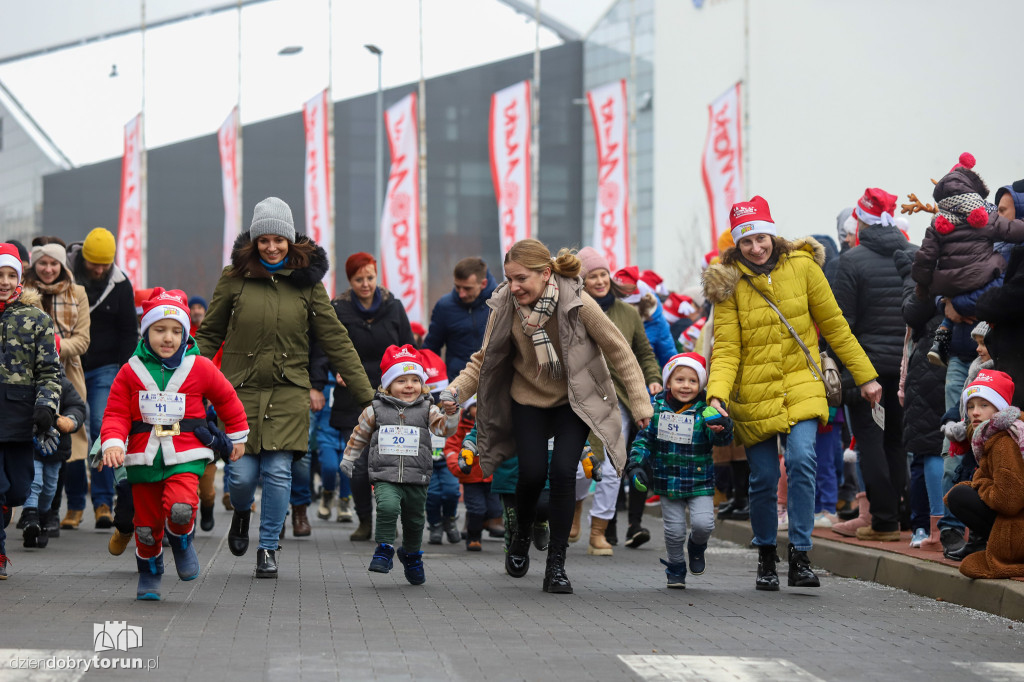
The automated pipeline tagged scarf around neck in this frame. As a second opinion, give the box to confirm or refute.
[34,278,78,337]
[516,278,562,380]
[260,257,286,273]
[594,290,616,312]
[353,288,383,320]
[0,284,23,314]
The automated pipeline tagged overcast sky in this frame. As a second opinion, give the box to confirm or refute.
[0,0,610,166]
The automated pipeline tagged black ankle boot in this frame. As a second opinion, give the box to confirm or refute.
[787,543,820,587]
[255,547,278,578]
[505,530,531,578]
[229,510,251,557]
[21,508,40,548]
[927,326,951,367]
[945,531,988,561]
[604,517,618,546]
[543,542,573,594]
[199,505,215,532]
[756,545,780,591]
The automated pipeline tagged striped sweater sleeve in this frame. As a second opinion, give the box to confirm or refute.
[342,405,377,466]
[429,404,461,439]
[579,295,655,421]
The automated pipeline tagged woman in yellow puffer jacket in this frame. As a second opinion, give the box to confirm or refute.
[702,196,879,592]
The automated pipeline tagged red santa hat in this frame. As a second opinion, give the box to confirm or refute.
[679,317,706,352]
[662,292,696,324]
[961,369,1015,413]
[853,188,898,227]
[729,196,776,244]
[614,266,648,304]
[380,344,427,390]
[410,322,427,338]
[639,270,668,298]
[702,250,718,270]
[418,348,449,393]
[0,243,23,281]
[140,288,191,337]
[662,352,708,390]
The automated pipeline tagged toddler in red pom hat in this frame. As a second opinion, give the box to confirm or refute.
[909,155,1024,366]
[340,344,461,584]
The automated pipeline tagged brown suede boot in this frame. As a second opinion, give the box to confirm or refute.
[587,517,614,556]
[61,509,83,530]
[292,505,312,537]
[568,500,583,543]
[350,518,372,541]
[831,492,870,537]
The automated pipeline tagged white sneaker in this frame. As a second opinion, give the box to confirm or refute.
[909,527,928,548]
[777,507,789,531]
[813,512,833,528]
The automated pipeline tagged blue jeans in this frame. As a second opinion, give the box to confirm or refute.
[290,452,311,507]
[84,364,119,508]
[747,419,818,551]
[814,426,842,513]
[229,450,293,550]
[63,459,88,511]
[426,460,460,525]
[939,356,971,531]
[26,459,62,510]
[908,452,944,531]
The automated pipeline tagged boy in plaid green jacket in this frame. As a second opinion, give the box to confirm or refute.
[625,352,732,588]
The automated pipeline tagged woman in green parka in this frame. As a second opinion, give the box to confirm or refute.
[195,197,374,578]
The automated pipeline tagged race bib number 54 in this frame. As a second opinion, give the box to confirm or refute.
[658,412,694,445]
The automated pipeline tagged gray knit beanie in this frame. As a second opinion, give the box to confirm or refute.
[249,197,296,242]
[971,321,990,341]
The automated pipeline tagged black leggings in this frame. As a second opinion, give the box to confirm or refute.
[510,401,590,546]
[946,484,997,538]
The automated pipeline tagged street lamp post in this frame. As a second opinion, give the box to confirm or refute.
[365,44,383,260]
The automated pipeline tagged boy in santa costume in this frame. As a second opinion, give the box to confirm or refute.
[100,288,248,600]
[341,345,460,585]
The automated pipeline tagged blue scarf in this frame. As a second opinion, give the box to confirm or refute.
[353,288,383,320]
[143,332,190,370]
[260,257,286,273]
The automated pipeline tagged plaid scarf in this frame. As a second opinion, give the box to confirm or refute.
[937,192,993,227]
[34,279,78,338]
[0,284,23,315]
[516,279,562,380]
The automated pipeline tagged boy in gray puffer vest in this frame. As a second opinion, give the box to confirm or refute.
[341,345,460,585]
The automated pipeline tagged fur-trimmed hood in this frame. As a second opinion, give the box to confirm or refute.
[229,230,329,288]
[970,406,1024,460]
[702,236,825,305]
[16,286,42,308]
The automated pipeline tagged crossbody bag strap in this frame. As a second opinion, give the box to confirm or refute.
[744,277,824,382]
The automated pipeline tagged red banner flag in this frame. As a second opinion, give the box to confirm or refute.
[379,93,423,325]
[587,79,630,273]
[304,89,334,297]
[489,80,531,259]
[701,83,744,246]
[218,107,241,268]
[116,113,144,289]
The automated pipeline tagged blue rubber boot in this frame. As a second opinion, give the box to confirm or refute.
[166,528,200,581]
[660,558,686,589]
[397,547,426,585]
[136,554,164,600]
[368,543,395,573]
[687,538,707,576]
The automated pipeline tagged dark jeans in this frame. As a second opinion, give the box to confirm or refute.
[350,448,373,523]
[426,459,460,525]
[113,478,135,534]
[946,484,996,539]
[847,375,907,532]
[463,482,492,542]
[510,401,590,546]
[0,441,35,553]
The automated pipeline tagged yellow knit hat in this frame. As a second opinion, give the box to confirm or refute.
[82,227,116,264]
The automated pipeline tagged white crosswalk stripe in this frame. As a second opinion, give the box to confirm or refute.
[953,662,1024,681]
[619,655,827,682]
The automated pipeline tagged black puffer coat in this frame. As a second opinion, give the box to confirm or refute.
[833,224,913,379]
[976,245,1024,406]
[895,249,947,454]
[318,287,415,431]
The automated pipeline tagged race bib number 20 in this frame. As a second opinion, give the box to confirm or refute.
[379,425,420,456]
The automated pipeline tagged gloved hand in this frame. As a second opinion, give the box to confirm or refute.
[205,403,219,425]
[33,406,55,435]
[624,461,649,493]
[194,423,233,459]
[33,427,62,457]
[458,440,477,475]
[340,457,355,479]
[437,388,459,415]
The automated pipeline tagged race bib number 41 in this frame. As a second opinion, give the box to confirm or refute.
[138,391,186,425]
[379,425,420,456]
[658,412,694,445]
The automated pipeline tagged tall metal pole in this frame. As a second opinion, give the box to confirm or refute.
[742,0,750,197]
[327,0,336,295]
[628,0,638,266]
[139,0,148,287]
[418,0,428,324]
[375,53,383,259]
[530,0,540,237]
[236,0,243,233]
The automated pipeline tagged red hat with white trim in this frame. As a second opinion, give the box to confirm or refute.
[662,352,708,390]
[961,369,1015,413]
[729,196,776,244]
[853,188,898,227]
[613,265,640,289]
[0,243,23,281]
[380,344,427,390]
[140,288,191,337]
[662,292,696,324]
[640,270,668,298]
[418,348,449,393]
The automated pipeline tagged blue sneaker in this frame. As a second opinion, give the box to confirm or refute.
[687,538,707,576]
[136,554,164,600]
[397,547,426,585]
[660,558,686,589]
[165,528,200,580]
[368,543,395,573]
[909,528,929,548]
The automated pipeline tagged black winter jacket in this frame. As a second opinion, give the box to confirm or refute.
[895,249,947,454]
[976,245,1024,406]
[314,287,415,430]
[37,374,87,462]
[833,224,913,378]
[69,245,137,371]
[422,272,498,379]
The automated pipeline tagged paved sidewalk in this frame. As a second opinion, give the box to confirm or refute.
[3,500,1024,682]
